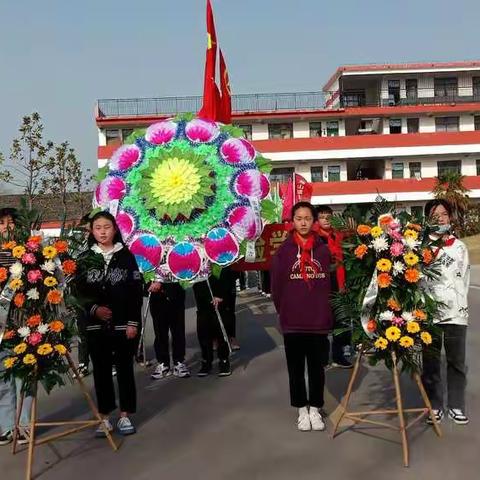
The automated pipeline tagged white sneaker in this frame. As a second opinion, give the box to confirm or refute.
[297,407,311,431]
[173,362,190,378]
[95,418,113,438]
[151,362,171,379]
[309,407,326,431]
[448,408,469,425]
[117,416,136,436]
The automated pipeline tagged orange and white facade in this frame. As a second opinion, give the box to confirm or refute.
[96,60,480,215]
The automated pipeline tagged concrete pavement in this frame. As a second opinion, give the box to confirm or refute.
[1,288,479,480]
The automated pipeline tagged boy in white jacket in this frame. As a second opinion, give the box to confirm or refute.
[422,199,470,425]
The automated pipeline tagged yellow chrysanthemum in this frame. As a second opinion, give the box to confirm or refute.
[23,354,36,365]
[37,343,53,356]
[54,344,67,355]
[420,331,433,345]
[3,357,17,369]
[399,336,414,348]
[12,245,26,258]
[44,276,58,287]
[406,321,421,334]
[149,157,202,204]
[403,229,418,240]
[42,246,58,259]
[374,337,388,350]
[13,343,28,355]
[385,326,401,342]
[376,258,392,272]
[403,252,419,267]
[370,226,383,238]
[9,278,23,291]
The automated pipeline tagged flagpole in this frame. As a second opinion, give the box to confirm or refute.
[293,172,297,203]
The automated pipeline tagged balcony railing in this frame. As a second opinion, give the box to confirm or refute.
[97,92,326,117]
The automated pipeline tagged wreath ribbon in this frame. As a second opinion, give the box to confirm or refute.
[360,272,378,338]
[0,276,14,346]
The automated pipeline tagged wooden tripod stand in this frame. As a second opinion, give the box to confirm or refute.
[12,353,118,480]
[332,350,442,467]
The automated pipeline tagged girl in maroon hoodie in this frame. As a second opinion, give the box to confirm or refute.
[271,202,333,432]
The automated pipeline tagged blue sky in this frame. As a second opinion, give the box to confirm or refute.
[0,0,478,186]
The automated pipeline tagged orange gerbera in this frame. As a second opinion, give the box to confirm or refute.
[0,267,7,283]
[1,240,16,250]
[379,214,394,226]
[422,248,433,264]
[3,329,15,340]
[62,259,77,275]
[27,314,42,328]
[27,235,42,244]
[354,244,369,259]
[367,319,377,332]
[54,240,69,253]
[387,298,401,311]
[377,272,392,288]
[407,223,422,232]
[14,293,26,308]
[356,225,371,236]
[49,320,65,332]
[404,268,420,283]
[46,289,62,305]
[413,309,427,321]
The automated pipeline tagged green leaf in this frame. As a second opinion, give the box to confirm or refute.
[179,280,192,290]
[95,166,109,182]
[211,263,223,279]
[173,112,195,122]
[220,124,244,138]
[256,155,272,174]
[261,199,279,223]
[143,271,156,283]
[125,128,146,144]
[239,240,247,256]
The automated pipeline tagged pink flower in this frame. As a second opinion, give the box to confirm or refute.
[21,253,36,265]
[27,269,43,283]
[26,241,40,252]
[27,332,43,346]
[391,316,405,326]
[390,242,404,257]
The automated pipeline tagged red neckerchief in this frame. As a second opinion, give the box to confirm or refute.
[293,231,319,286]
[317,227,346,291]
[433,235,456,259]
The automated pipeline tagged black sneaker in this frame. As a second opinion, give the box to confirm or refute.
[0,431,12,446]
[197,362,212,377]
[426,409,444,425]
[448,408,469,425]
[331,357,353,369]
[218,360,232,377]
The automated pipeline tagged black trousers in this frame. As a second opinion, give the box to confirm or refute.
[193,281,229,364]
[88,329,137,415]
[76,314,90,366]
[221,280,237,339]
[284,333,329,408]
[331,329,351,362]
[150,284,186,365]
[422,324,467,410]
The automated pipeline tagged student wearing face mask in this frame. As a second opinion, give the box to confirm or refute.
[422,199,470,426]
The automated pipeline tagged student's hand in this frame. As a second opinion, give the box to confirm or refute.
[95,306,112,322]
[211,297,223,307]
[126,326,138,339]
[148,282,162,293]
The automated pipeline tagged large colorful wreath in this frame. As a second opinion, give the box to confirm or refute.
[94,116,274,282]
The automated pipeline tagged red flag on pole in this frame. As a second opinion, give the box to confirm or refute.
[218,48,232,124]
[294,174,313,202]
[198,0,221,121]
[281,178,294,221]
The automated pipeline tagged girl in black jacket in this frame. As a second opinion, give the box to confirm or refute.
[77,212,143,436]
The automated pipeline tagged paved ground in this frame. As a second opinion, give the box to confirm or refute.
[1,285,479,480]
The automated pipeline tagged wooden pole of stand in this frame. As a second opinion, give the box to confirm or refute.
[12,386,26,455]
[413,373,442,438]
[25,381,38,480]
[391,351,409,467]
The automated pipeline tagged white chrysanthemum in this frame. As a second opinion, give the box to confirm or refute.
[26,288,40,300]
[403,238,420,250]
[371,236,389,252]
[37,323,49,335]
[393,261,405,276]
[401,311,415,322]
[9,262,23,278]
[17,326,31,338]
[41,260,56,274]
[379,310,394,321]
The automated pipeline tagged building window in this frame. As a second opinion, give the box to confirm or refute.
[121,129,134,142]
[434,77,457,98]
[405,79,418,100]
[105,129,121,146]
[410,206,423,220]
[409,162,422,178]
[326,121,339,136]
[238,124,252,140]
[388,80,400,105]
[392,162,404,179]
[342,91,365,107]
[327,165,341,182]
[269,167,294,183]
[477,159,480,176]
[435,116,459,132]
[268,123,293,139]
[407,118,419,133]
[310,166,324,182]
[437,160,461,177]
[309,122,322,137]
[389,118,402,134]
[474,77,480,98]
[474,116,480,131]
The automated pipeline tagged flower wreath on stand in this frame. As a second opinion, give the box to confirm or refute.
[331,201,443,373]
[0,234,77,394]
